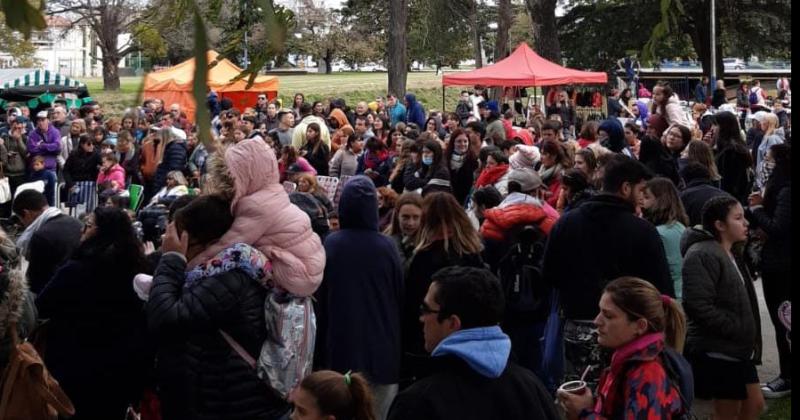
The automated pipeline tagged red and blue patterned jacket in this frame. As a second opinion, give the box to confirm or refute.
[580,332,683,419]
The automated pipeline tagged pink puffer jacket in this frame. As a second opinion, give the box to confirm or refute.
[188,139,325,296]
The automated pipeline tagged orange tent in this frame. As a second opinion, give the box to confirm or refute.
[142,50,279,121]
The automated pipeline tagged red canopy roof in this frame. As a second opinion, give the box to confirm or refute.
[442,43,607,87]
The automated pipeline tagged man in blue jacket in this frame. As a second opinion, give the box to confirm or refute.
[387,93,407,128]
[405,93,427,129]
[388,266,558,420]
[316,175,403,420]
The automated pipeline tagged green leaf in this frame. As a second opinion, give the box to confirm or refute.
[190,1,212,148]
[1,0,46,38]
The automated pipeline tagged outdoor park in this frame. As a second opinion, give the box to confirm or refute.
[0,0,793,419]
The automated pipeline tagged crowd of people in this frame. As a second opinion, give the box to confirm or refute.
[0,76,791,420]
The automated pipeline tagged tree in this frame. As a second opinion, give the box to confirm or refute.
[0,12,40,67]
[494,0,512,62]
[143,0,293,79]
[0,0,46,37]
[643,0,791,77]
[559,0,693,72]
[524,0,561,62]
[48,0,147,91]
[408,0,473,70]
[471,0,483,68]
[388,0,408,96]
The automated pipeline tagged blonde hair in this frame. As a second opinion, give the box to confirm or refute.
[415,192,482,256]
[761,113,779,137]
[203,147,235,201]
[296,172,321,194]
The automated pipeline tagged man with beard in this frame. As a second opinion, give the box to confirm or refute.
[541,154,673,385]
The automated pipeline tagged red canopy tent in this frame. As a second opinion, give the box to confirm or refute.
[442,43,608,87]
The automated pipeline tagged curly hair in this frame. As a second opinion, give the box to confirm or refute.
[203,147,236,201]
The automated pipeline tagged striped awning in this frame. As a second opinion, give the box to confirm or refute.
[0,68,85,90]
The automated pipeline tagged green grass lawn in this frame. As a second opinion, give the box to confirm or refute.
[762,397,791,420]
[84,72,465,117]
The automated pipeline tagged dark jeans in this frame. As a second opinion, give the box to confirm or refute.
[761,269,791,379]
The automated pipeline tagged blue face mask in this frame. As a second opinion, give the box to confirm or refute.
[422,156,433,166]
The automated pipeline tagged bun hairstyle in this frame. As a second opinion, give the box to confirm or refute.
[604,277,686,353]
[299,370,377,420]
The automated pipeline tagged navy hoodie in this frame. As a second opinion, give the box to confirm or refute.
[405,94,427,129]
[315,176,404,384]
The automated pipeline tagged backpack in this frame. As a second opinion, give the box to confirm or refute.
[0,324,75,420]
[749,88,760,105]
[496,224,549,322]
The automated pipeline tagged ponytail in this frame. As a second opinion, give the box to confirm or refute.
[346,372,377,420]
[299,370,377,420]
[604,277,687,353]
[662,295,686,353]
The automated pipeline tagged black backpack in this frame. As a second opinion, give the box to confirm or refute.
[496,224,549,322]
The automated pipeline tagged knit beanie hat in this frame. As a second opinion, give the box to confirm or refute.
[509,144,541,170]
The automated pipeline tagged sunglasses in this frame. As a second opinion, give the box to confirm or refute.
[419,302,440,316]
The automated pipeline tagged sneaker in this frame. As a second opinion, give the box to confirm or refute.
[761,377,792,399]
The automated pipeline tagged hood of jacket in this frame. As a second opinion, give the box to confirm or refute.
[431,326,511,378]
[338,175,379,231]
[481,201,558,242]
[680,226,716,257]
[599,119,625,153]
[329,108,349,129]
[189,138,324,297]
[609,332,664,374]
[405,93,418,107]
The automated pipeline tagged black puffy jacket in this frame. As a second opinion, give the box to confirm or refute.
[147,253,288,420]
[63,150,101,186]
[749,182,791,273]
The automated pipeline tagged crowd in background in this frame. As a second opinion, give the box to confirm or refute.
[0,76,791,420]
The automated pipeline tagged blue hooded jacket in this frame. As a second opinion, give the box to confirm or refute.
[405,93,427,129]
[431,326,511,378]
[316,176,404,384]
[599,118,626,154]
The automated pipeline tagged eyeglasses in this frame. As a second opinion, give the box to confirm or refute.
[419,302,440,316]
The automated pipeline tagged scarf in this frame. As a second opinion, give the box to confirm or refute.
[450,153,465,171]
[16,207,64,258]
[475,164,509,188]
[185,243,273,290]
[538,163,562,184]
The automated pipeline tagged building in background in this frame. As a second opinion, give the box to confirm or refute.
[32,16,101,77]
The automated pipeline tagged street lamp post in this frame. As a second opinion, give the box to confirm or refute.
[710,0,716,86]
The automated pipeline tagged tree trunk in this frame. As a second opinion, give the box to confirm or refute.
[687,2,724,78]
[323,50,333,74]
[102,54,121,91]
[525,0,561,63]
[471,0,483,68]
[494,0,512,62]
[388,0,408,97]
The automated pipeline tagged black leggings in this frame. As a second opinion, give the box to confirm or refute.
[761,269,792,379]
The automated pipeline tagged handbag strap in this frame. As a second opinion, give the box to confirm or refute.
[219,330,256,369]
